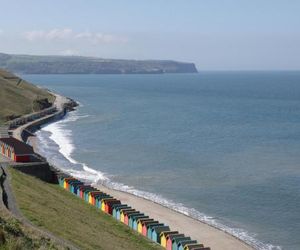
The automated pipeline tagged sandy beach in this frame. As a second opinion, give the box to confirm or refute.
[95,184,253,250]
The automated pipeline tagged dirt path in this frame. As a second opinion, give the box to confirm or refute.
[0,163,80,250]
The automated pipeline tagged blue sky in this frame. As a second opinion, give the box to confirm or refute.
[0,0,299,70]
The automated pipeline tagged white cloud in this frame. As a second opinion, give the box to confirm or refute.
[24,28,72,41]
[60,49,80,56]
[24,28,128,44]
[75,31,128,44]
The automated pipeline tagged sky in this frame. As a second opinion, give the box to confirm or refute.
[0,0,300,70]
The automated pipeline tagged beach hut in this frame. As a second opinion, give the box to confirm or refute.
[123,210,138,225]
[128,213,145,229]
[116,207,132,221]
[63,177,76,189]
[172,237,191,250]
[121,209,137,223]
[151,226,170,243]
[166,234,185,250]
[0,137,35,162]
[57,174,70,188]
[142,220,159,236]
[183,244,205,250]
[84,188,97,202]
[137,218,154,233]
[88,191,104,205]
[147,223,164,239]
[67,180,82,193]
[100,198,116,212]
[120,208,135,222]
[177,240,198,250]
[160,231,179,247]
[79,186,92,199]
[77,185,90,197]
[112,204,128,219]
[133,215,149,230]
[105,199,121,214]
[95,193,112,208]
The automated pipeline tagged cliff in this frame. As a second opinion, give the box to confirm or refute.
[0,53,198,74]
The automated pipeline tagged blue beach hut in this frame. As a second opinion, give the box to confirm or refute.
[117,207,132,221]
[151,225,170,243]
[177,240,198,250]
[172,237,191,250]
[133,216,149,231]
[147,223,164,239]
[112,204,128,218]
[128,213,145,229]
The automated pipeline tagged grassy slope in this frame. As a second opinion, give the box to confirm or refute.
[0,206,66,250]
[0,69,55,124]
[9,168,162,250]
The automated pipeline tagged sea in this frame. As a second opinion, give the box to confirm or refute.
[22,72,300,250]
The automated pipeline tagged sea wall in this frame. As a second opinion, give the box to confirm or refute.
[12,162,58,183]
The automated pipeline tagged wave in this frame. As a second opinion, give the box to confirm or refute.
[35,110,281,250]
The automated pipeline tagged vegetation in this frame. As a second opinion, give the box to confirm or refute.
[9,168,162,250]
[0,53,197,74]
[0,205,66,249]
[0,69,55,124]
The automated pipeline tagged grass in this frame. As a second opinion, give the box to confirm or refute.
[0,69,55,124]
[0,200,66,249]
[9,168,162,250]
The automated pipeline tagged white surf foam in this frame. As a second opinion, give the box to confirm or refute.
[37,110,281,250]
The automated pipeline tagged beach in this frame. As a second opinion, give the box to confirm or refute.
[96,183,253,250]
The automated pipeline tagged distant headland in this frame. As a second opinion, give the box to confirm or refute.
[0,52,198,74]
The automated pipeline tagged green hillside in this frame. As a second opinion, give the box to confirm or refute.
[0,69,55,124]
[9,168,162,250]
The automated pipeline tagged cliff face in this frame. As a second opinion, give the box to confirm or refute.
[0,53,198,74]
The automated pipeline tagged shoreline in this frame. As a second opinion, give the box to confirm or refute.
[15,91,254,250]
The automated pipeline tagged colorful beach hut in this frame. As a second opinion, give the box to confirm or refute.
[147,223,164,239]
[137,218,154,233]
[132,215,149,230]
[128,213,145,229]
[89,191,105,205]
[100,198,116,212]
[166,234,184,250]
[177,240,198,250]
[151,225,170,243]
[112,204,128,219]
[0,137,35,162]
[123,210,139,225]
[142,220,159,236]
[117,207,132,221]
[105,199,121,214]
[95,193,112,208]
[172,237,191,250]
[160,231,179,247]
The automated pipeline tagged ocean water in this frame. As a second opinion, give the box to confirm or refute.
[22,72,300,250]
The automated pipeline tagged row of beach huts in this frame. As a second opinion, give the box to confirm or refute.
[57,173,211,250]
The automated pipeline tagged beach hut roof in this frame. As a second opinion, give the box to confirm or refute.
[151,226,170,234]
[112,204,128,209]
[137,218,154,223]
[160,231,179,237]
[147,223,164,229]
[167,234,185,240]
[128,212,144,218]
[183,243,204,250]
[122,209,137,215]
[0,137,34,154]
[143,220,159,226]
[178,240,198,247]
[172,236,191,244]
[118,206,132,211]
